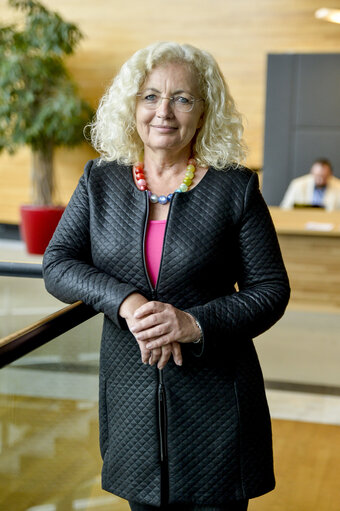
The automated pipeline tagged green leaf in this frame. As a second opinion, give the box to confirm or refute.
[0,0,94,203]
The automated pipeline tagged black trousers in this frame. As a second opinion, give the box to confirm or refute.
[129,500,249,511]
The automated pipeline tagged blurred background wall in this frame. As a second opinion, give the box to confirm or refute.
[1,0,340,223]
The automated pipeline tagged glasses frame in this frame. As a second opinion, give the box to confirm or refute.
[136,91,204,113]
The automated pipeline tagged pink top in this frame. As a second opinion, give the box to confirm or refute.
[145,220,167,288]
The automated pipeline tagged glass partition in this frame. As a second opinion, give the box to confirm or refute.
[0,315,129,511]
[0,275,62,338]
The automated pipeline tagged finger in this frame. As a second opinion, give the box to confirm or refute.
[136,340,151,364]
[134,300,164,319]
[171,342,183,366]
[145,335,174,350]
[149,347,162,366]
[157,345,173,370]
[135,324,172,344]
[131,312,165,334]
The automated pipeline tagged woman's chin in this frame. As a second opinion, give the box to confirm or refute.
[144,138,190,154]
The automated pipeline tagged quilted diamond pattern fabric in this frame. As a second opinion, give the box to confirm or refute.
[43,159,290,507]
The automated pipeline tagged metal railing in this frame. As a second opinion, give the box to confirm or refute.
[0,261,98,368]
[0,260,43,278]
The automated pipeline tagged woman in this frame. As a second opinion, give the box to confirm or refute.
[43,42,290,511]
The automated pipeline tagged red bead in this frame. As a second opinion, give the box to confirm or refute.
[134,164,143,172]
[136,172,145,180]
[188,158,196,166]
[139,185,148,191]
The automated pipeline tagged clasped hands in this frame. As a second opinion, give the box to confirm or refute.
[119,292,201,369]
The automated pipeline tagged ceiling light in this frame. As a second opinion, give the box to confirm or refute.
[315,7,340,24]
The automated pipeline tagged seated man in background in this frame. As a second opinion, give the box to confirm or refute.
[280,158,340,210]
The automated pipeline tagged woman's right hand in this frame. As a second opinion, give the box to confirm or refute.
[119,293,182,369]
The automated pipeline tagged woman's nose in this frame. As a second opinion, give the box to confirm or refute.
[156,97,173,117]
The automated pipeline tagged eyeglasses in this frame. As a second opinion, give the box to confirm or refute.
[136,91,204,113]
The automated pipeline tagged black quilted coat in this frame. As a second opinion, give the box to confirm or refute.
[43,159,290,507]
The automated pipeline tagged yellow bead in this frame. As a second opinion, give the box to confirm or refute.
[186,164,195,173]
[185,170,194,179]
[183,177,192,186]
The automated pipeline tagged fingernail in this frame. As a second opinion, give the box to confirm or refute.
[146,344,152,349]
[177,360,182,366]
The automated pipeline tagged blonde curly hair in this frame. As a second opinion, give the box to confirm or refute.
[89,41,247,169]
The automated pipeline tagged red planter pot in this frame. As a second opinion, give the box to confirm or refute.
[20,205,65,255]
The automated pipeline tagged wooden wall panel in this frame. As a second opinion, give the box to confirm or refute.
[1,0,340,223]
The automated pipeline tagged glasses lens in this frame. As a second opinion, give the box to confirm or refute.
[139,92,161,108]
[137,91,196,112]
[173,94,194,112]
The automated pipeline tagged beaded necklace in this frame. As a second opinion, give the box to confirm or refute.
[133,159,196,205]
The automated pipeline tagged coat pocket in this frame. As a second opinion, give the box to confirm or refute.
[98,375,109,460]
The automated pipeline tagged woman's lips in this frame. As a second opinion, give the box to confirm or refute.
[150,125,177,132]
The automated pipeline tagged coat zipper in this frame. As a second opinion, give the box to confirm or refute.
[142,191,173,463]
[158,369,168,462]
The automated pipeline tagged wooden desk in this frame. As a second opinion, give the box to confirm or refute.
[269,208,340,312]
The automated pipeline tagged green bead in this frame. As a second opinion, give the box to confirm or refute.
[179,183,188,192]
[183,177,192,186]
[185,170,194,179]
[186,164,195,173]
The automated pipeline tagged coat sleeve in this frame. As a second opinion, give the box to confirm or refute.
[185,171,290,356]
[42,160,140,329]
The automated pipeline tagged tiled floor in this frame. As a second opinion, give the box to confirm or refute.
[0,238,43,263]
[267,388,340,425]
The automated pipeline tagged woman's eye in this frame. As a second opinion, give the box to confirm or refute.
[174,95,191,104]
[144,94,158,102]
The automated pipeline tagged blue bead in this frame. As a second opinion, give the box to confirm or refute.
[167,193,173,201]
[175,189,182,193]
[158,195,168,205]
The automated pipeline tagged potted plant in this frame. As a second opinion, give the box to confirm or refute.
[0,0,93,254]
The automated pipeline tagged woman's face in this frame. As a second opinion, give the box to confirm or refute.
[135,62,204,157]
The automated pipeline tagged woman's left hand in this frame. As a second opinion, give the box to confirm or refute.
[131,301,201,356]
